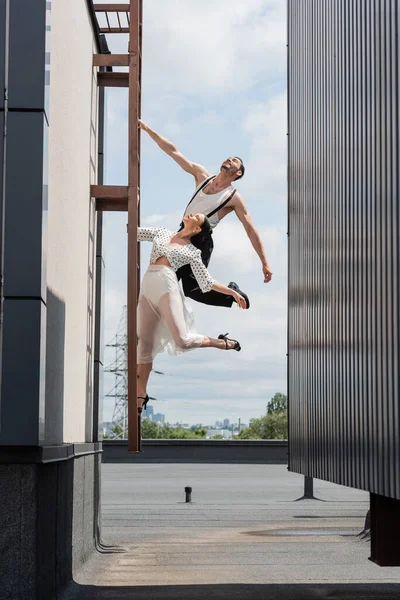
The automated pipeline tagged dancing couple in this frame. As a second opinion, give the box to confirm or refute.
[136,121,273,412]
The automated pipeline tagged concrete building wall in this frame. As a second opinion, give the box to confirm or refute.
[0,1,105,597]
[0,451,101,599]
[46,0,99,445]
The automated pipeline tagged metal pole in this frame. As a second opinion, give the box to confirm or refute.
[127,0,142,452]
[294,475,324,501]
[303,476,314,498]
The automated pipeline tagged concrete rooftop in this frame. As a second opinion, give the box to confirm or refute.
[62,463,400,599]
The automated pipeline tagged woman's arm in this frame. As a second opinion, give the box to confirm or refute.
[211,282,247,309]
[137,227,160,242]
[190,255,246,308]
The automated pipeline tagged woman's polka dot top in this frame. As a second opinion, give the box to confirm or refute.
[137,227,215,293]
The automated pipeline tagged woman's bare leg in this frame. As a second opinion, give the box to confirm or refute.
[137,294,160,407]
[137,362,153,407]
[200,336,238,350]
[158,292,239,352]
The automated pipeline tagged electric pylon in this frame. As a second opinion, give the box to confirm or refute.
[105,306,128,439]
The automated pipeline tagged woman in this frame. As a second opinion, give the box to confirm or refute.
[137,212,246,412]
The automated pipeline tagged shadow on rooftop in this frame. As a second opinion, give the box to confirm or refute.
[63,582,400,600]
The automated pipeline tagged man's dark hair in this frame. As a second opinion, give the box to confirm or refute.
[233,157,245,180]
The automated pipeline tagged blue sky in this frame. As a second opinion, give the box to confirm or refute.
[100,0,287,425]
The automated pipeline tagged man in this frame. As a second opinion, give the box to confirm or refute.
[139,120,273,309]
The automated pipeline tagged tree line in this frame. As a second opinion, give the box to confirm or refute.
[104,393,287,440]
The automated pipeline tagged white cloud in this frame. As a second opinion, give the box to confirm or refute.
[142,0,286,96]
[240,93,287,204]
[98,0,286,96]
[211,220,286,275]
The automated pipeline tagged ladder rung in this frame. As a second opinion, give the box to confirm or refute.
[93,4,130,13]
[93,54,129,67]
[98,27,130,34]
[97,72,129,88]
[96,199,128,212]
[91,185,128,199]
[92,185,128,212]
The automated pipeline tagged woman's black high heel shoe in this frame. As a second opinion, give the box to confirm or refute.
[218,333,241,352]
[137,394,150,414]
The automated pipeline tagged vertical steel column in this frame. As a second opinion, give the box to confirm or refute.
[127,0,142,452]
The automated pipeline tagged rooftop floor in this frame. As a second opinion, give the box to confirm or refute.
[63,463,400,599]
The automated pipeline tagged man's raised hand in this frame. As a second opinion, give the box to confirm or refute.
[263,263,273,283]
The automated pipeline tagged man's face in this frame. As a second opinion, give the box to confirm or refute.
[221,157,242,179]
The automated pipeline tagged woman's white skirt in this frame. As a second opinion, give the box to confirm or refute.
[137,265,204,363]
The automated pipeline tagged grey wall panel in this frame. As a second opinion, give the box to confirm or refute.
[0,0,7,111]
[8,0,47,110]
[0,298,45,445]
[288,0,400,499]
[44,289,65,446]
[4,112,47,298]
[0,112,3,210]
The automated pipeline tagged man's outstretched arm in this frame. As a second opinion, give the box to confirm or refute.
[139,120,210,183]
[232,194,273,283]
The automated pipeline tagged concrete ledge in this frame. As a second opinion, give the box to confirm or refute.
[102,439,288,464]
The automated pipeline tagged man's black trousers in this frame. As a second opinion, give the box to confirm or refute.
[176,237,234,308]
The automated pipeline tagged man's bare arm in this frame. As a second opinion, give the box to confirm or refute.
[232,194,273,283]
[139,120,210,183]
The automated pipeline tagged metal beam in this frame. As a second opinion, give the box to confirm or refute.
[93,54,129,67]
[97,72,129,87]
[91,185,128,201]
[93,4,130,12]
[127,0,142,453]
[96,199,128,212]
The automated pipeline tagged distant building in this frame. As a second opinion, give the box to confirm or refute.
[206,428,232,440]
[223,419,230,428]
[153,413,165,424]
[142,405,155,420]
[103,421,114,436]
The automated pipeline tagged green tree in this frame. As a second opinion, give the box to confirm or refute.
[159,423,174,438]
[141,419,160,439]
[169,426,193,439]
[193,427,207,438]
[140,421,208,440]
[104,423,124,439]
[267,392,287,415]
[237,406,288,440]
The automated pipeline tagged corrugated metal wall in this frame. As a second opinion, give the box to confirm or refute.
[288,0,400,499]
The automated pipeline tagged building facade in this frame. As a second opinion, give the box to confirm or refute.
[0,1,105,596]
[288,0,400,565]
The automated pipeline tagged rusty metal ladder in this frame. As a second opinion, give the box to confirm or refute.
[91,2,143,453]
